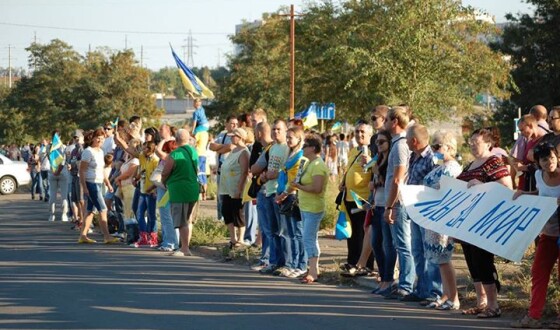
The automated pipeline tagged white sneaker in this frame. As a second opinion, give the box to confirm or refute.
[48,215,55,222]
[279,268,295,277]
[61,214,69,222]
[290,269,306,278]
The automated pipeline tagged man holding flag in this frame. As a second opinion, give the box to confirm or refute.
[47,130,70,222]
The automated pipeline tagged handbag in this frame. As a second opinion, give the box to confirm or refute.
[149,162,165,189]
[279,193,301,220]
[336,150,362,208]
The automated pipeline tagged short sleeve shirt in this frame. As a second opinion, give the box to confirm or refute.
[265,143,289,196]
[81,147,105,183]
[298,157,329,213]
[139,153,160,193]
[384,133,410,203]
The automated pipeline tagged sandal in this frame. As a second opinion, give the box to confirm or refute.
[462,305,487,315]
[476,307,501,319]
[300,275,318,284]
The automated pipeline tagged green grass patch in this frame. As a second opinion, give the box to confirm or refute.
[191,216,228,246]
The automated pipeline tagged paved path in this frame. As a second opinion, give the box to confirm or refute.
[0,193,510,329]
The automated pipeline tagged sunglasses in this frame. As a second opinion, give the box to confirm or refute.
[371,115,384,121]
[431,144,442,150]
[375,139,388,145]
[104,127,113,130]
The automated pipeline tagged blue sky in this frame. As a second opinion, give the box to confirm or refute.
[0,0,535,71]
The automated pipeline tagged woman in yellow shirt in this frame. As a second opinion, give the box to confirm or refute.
[292,133,329,284]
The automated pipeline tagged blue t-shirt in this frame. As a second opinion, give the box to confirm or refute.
[193,106,209,134]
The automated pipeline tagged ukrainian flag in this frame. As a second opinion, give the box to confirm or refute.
[300,105,318,129]
[49,133,64,172]
[331,121,342,132]
[335,202,352,240]
[171,47,214,99]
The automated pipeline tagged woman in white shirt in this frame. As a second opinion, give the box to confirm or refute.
[78,128,119,244]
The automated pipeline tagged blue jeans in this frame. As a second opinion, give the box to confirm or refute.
[371,206,396,282]
[302,211,323,258]
[243,201,258,244]
[390,204,415,294]
[283,213,306,270]
[256,190,273,265]
[85,182,107,213]
[136,193,157,233]
[158,187,178,249]
[40,170,50,201]
[30,172,42,198]
[132,185,140,219]
[411,221,442,299]
[272,198,289,268]
[381,213,397,283]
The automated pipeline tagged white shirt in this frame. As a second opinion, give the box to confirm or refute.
[81,147,105,183]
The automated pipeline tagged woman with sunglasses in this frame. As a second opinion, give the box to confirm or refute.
[370,130,397,295]
[291,133,328,284]
[511,142,560,328]
[421,131,462,310]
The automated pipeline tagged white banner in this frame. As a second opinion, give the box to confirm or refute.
[401,176,558,262]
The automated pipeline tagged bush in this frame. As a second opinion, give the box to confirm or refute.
[191,216,228,246]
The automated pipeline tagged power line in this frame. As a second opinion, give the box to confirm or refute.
[0,22,230,36]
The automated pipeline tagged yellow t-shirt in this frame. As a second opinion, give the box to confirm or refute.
[139,153,160,194]
[195,131,209,157]
[298,157,329,213]
[344,147,372,201]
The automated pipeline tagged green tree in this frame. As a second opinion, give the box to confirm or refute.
[216,0,511,124]
[0,40,161,143]
[492,0,560,109]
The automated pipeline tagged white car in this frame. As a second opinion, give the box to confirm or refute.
[0,153,31,195]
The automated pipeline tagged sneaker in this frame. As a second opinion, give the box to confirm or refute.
[291,269,307,278]
[419,297,439,306]
[400,293,423,302]
[279,268,295,277]
[111,232,125,239]
[259,264,277,274]
[61,214,69,222]
[158,246,175,252]
[273,266,288,276]
[48,215,55,222]
[250,262,267,271]
[511,315,541,328]
[384,289,407,300]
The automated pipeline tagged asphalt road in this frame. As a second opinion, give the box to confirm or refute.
[0,192,510,329]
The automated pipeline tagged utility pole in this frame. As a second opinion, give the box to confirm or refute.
[289,4,295,119]
[217,48,221,68]
[8,45,12,88]
[140,45,144,67]
[280,5,300,119]
[125,35,128,49]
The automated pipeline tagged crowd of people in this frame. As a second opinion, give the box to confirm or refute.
[4,102,560,328]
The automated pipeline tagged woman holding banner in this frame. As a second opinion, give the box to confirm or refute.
[422,131,462,310]
[510,142,560,329]
[458,128,512,318]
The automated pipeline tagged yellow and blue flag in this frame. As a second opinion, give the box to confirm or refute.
[300,106,318,129]
[335,201,352,240]
[171,47,214,99]
[49,133,64,172]
[331,121,342,132]
[111,117,119,128]
[350,190,369,209]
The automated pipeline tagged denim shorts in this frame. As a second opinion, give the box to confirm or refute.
[85,181,107,213]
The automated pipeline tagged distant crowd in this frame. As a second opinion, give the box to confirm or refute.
[4,102,560,328]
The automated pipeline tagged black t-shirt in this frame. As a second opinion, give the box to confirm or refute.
[369,133,379,156]
[249,141,263,167]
